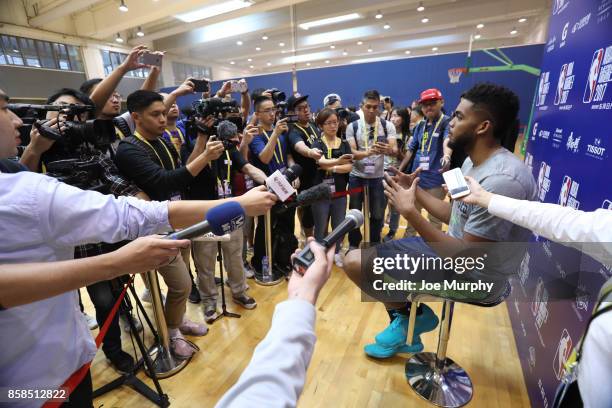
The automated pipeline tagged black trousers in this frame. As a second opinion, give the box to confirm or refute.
[251,207,296,272]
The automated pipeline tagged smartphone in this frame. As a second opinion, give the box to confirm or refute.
[192,79,210,93]
[139,52,163,67]
[442,168,471,199]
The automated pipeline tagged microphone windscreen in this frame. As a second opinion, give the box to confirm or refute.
[296,183,332,204]
[284,164,302,182]
[207,201,246,235]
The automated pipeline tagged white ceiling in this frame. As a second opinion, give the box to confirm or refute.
[21,0,551,76]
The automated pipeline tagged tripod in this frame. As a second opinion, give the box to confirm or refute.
[211,240,241,322]
[92,281,170,407]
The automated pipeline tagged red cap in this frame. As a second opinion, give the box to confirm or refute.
[419,88,443,103]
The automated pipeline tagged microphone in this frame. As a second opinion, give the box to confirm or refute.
[278,183,332,211]
[292,209,364,274]
[164,201,245,240]
[266,164,302,202]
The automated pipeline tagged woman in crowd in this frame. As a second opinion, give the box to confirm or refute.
[383,106,413,242]
[312,108,353,267]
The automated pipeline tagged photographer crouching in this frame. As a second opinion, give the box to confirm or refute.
[186,119,267,322]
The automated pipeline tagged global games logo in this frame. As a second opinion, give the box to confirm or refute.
[558,175,580,209]
[553,329,573,380]
[536,72,550,108]
[583,45,611,108]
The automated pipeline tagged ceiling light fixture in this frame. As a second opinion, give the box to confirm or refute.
[367,47,373,52]
[249,65,254,68]
[256,47,261,51]
[115,33,124,43]
[279,42,285,47]
[342,50,348,56]
[175,0,253,23]
[417,2,425,12]
[510,28,518,35]
[474,33,482,39]
[383,23,391,30]
[357,40,363,45]
[476,23,484,29]
[136,26,144,37]
[230,61,235,64]
[262,35,269,40]
[236,40,243,45]
[432,46,438,51]
[518,17,527,23]
[306,62,311,66]
[325,60,330,63]
[267,62,272,66]
[421,17,429,23]
[405,50,411,54]
[247,58,252,61]
[299,13,361,30]
[375,11,383,19]
[118,0,128,12]
[330,44,336,49]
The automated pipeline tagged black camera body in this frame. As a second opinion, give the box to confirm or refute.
[267,88,286,104]
[193,97,239,118]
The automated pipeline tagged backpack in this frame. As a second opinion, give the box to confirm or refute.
[271,217,299,276]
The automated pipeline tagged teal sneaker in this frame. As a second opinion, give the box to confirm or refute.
[364,341,424,359]
[374,305,439,347]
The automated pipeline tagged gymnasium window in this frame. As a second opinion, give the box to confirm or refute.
[0,35,84,72]
[101,50,147,78]
[172,61,212,84]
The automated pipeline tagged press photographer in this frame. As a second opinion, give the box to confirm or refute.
[187,120,267,321]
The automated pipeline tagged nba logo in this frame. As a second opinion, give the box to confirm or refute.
[603,199,612,210]
[553,329,573,380]
[554,64,568,105]
[559,175,572,206]
[583,48,604,103]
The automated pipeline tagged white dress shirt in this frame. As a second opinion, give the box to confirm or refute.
[215,299,316,408]
[0,171,171,408]
[488,194,612,264]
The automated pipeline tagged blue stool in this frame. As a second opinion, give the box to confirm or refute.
[404,282,512,407]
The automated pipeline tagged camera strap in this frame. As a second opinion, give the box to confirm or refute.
[421,115,445,155]
[294,123,318,145]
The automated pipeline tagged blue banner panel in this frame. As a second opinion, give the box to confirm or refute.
[507,1,612,406]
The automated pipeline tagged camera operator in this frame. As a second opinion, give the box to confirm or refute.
[215,79,251,124]
[16,87,150,372]
[286,94,322,239]
[188,120,266,321]
[114,90,225,358]
[248,95,298,276]
[346,89,397,248]
[322,93,359,139]
[0,87,277,408]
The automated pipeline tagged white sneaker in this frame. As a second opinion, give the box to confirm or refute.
[334,253,344,268]
[84,312,98,330]
[141,288,166,304]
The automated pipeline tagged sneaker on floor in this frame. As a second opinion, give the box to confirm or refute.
[382,231,396,243]
[170,332,197,359]
[334,253,344,268]
[233,294,257,310]
[141,288,166,305]
[203,304,220,324]
[364,341,424,359]
[121,313,143,333]
[83,313,98,330]
[179,318,208,336]
[106,350,135,374]
[375,305,439,347]
[243,263,255,279]
[188,283,201,304]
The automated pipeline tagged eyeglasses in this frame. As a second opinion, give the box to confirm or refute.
[257,108,276,114]
[323,120,339,126]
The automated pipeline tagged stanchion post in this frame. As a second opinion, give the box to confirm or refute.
[363,184,371,245]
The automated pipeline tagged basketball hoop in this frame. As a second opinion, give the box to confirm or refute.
[448,67,467,83]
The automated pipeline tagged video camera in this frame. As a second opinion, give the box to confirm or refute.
[266,89,298,124]
[8,103,114,150]
[193,97,239,118]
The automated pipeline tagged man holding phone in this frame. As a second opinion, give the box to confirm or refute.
[343,83,537,359]
[346,89,397,248]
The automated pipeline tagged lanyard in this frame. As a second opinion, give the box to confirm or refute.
[164,127,185,149]
[263,129,284,165]
[217,150,232,185]
[134,131,176,170]
[362,118,379,150]
[321,135,340,159]
[421,116,444,155]
[294,123,317,144]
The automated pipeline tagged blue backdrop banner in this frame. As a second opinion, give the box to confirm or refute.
[507,0,611,407]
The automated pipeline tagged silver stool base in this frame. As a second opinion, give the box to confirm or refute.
[405,352,473,408]
[254,275,284,286]
[146,344,191,379]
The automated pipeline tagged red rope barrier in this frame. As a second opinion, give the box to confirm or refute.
[42,275,135,408]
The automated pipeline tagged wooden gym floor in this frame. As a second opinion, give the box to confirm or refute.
[85,217,531,408]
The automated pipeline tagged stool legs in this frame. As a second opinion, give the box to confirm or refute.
[405,301,473,407]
